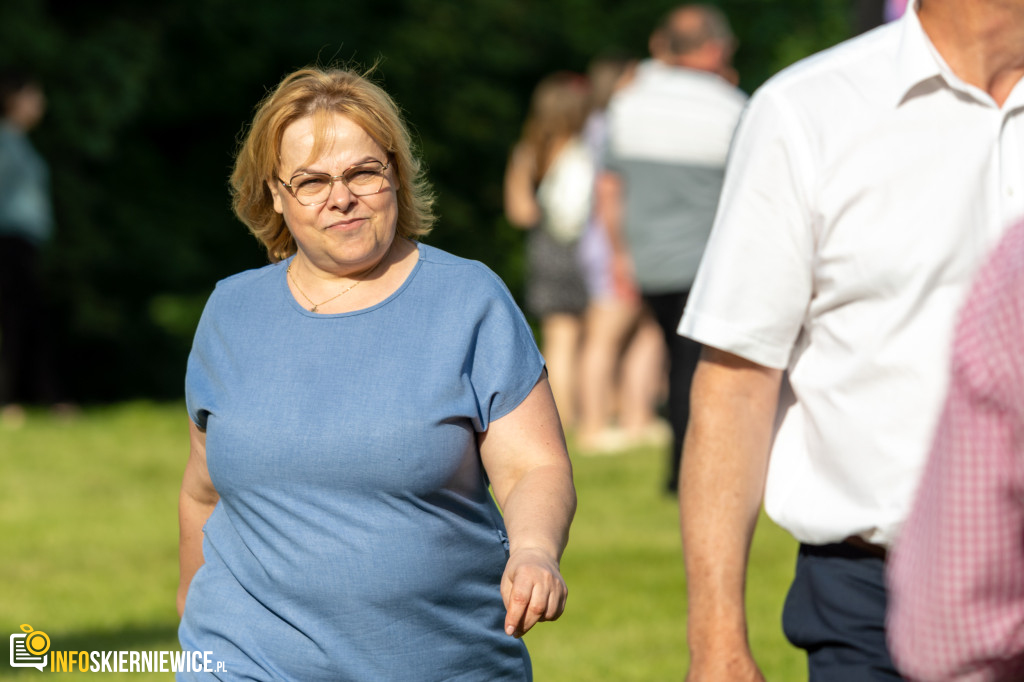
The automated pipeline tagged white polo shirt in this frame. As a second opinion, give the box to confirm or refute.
[679,3,1024,547]
[605,62,747,293]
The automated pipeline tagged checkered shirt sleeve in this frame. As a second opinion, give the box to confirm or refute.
[887,220,1024,681]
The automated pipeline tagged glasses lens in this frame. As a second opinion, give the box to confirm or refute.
[290,174,332,205]
[344,162,387,196]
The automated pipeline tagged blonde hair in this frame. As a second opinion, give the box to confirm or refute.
[231,67,436,261]
[517,72,590,183]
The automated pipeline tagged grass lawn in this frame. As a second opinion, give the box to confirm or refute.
[1,403,803,679]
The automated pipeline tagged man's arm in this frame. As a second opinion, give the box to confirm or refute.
[680,347,782,682]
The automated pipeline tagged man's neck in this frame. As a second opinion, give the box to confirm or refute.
[918,0,1024,106]
[674,41,728,75]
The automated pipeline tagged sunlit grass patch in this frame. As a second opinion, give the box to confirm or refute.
[2,403,803,680]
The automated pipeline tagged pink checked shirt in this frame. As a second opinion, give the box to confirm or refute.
[888,219,1024,681]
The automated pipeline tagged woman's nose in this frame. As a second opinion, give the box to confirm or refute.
[330,179,355,205]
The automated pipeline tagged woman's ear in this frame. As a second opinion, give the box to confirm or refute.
[268,178,284,214]
[388,156,400,192]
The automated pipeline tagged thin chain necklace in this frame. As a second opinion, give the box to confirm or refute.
[287,255,387,313]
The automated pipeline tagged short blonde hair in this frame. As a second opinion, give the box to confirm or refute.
[231,67,436,261]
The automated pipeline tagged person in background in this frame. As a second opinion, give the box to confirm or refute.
[599,5,746,490]
[887,219,1024,682]
[178,66,576,681]
[678,0,1024,677]
[504,71,592,429]
[576,55,669,455]
[0,69,68,427]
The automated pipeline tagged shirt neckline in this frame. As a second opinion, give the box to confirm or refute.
[281,241,425,318]
[893,0,1020,110]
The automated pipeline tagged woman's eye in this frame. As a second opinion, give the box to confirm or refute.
[296,177,329,190]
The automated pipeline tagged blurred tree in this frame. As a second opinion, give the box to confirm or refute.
[0,0,854,401]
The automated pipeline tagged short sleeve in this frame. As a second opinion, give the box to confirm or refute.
[465,264,545,432]
[679,88,816,369]
[184,288,223,430]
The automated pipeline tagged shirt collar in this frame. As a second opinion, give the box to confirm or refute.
[893,0,1010,108]
[892,1,945,105]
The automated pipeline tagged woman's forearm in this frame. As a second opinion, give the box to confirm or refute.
[178,421,218,618]
[500,464,576,561]
[177,489,217,617]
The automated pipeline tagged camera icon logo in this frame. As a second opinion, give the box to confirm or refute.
[10,624,50,671]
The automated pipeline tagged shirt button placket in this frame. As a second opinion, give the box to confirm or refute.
[998,114,1024,225]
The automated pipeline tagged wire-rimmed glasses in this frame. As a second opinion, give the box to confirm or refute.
[278,160,391,206]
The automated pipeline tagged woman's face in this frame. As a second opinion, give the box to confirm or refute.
[4,84,46,131]
[269,113,398,276]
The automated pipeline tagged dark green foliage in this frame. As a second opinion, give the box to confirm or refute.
[0,0,856,401]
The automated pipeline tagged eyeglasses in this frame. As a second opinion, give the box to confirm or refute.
[278,160,391,206]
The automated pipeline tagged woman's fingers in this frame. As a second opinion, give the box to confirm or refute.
[501,549,568,637]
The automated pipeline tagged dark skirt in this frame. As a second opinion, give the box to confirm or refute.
[525,228,588,318]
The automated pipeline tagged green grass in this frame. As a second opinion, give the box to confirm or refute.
[1,403,803,679]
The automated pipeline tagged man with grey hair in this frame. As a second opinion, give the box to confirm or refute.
[597,4,746,493]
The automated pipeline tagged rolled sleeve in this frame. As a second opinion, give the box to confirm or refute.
[679,89,816,369]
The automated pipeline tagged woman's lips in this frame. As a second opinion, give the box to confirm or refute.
[324,217,367,231]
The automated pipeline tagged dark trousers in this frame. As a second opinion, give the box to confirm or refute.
[782,543,904,681]
[641,290,702,493]
[0,235,62,405]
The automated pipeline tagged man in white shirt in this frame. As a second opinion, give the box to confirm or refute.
[677,0,1024,679]
[600,5,746,492]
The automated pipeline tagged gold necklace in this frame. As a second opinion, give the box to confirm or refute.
[287,262,364,312]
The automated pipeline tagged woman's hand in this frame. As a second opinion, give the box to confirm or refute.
[500,546,568,638]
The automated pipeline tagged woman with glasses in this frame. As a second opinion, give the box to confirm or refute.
[177,66,576,681]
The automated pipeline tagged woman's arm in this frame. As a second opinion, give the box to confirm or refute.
[479,374,577,638]
[595,169,636,299]
[177,420,219,618]
[503,143,541,229]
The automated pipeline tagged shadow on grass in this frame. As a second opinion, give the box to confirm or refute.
[4,621,179,675]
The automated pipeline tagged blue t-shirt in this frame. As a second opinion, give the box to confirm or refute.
[181,243,544,681]
[0,123,53,244]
